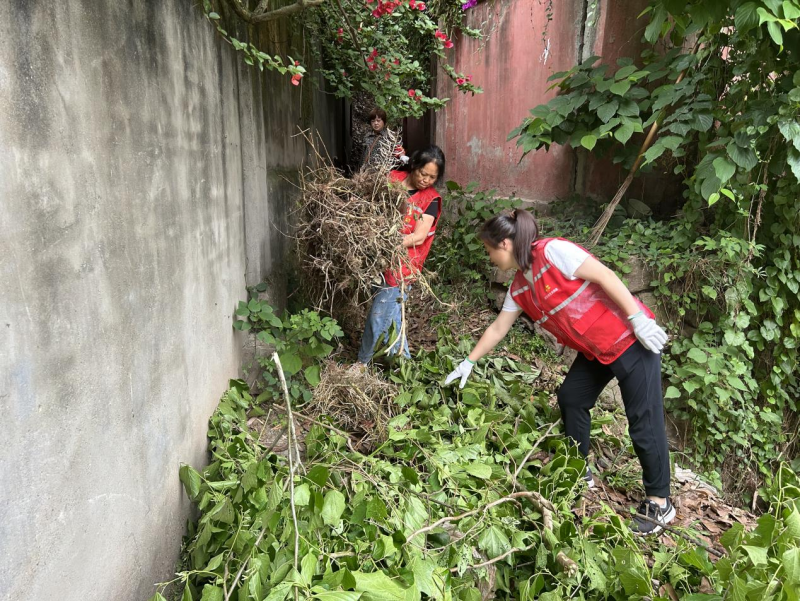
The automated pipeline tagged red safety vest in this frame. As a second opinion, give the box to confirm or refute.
[509,238,654,364]
[383,170,442,287]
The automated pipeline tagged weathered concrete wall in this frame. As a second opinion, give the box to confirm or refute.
[434,0,657,203]
[0,2,338,600]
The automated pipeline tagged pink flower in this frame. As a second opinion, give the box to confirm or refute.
[457,77,465,85]
[466,75,472,82]
[369,63,378,71]
[291,74,302,85]
[393,58,400,65]
[409,0,416,7]
[294,61,300,66]
[385,73,390,80]
[435,30,446,40]
[444,40,454,48]
[408,89,416,97]
[417,2,426,8]
[461,0,477,9]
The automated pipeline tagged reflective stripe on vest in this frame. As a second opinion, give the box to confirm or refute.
[534,280,591,326]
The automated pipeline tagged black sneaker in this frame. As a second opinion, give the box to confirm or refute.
[630,498,676,535]
[583,468,596,489]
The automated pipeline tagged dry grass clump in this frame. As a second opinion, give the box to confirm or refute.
[306,360,398,445]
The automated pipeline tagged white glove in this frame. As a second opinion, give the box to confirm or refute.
[444,358,475,389]
[629,312,668,353]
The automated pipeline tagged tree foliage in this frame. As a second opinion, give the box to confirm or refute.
[201,0,483,119]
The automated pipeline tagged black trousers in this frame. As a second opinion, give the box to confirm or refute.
[556,341,671,498]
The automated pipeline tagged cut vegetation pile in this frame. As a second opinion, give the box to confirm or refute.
[295,162,412,331]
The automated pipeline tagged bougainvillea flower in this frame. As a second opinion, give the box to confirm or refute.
[434,30,446,40]
[456,77,465,85]
[409,0,417,7]
[466,75,472,82]
[444,40,454,48]
[393,58,400,65]
[417,2,426,8]
[461,0,477,9]
[408,89,416,97]
[291,74,302,85]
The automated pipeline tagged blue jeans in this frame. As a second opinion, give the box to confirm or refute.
[357,285,410,363]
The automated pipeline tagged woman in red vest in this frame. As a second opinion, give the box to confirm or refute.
[355,146,446,364]
[445,209,674,535]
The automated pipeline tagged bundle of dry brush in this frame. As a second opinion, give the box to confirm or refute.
[295,149,420,330]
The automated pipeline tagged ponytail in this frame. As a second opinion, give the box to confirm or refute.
[479,209,540,271]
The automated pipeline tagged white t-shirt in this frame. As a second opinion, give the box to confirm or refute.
[501,240,590,313]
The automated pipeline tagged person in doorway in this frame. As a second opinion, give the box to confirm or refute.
[444,209,674,535]
[355,145,446,364]
[360,108,407,170]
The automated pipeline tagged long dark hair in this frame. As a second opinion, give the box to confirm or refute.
[479,210,540,271]
[401,145,446,184]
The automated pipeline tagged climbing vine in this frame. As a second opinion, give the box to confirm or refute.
[510,0,800,480]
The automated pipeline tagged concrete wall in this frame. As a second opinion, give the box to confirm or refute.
[0,2,338,600]
[434,0,655,203]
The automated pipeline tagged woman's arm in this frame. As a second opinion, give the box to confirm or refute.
[573,257,640,316]
[402,214,435,247]
[467,309,521,362]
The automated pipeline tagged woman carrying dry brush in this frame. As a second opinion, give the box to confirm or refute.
[445,209,674,536]
[355,146,446,364]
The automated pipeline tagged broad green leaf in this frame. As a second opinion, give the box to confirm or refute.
[784,547,800,584]
[304,365,321,387]
[182,585,193,601]
[767,20,784,45]
[610,80,632,96]
[205,552,224,572]
[148,594,167,601]
[581,135,597,151]
[779,119,800,150]
[352,571,408,601]
[741,545,769,567]
[278,352,302,376]
[313,593,363,601]
[686,348,708,363]
[294,483,311,506]
[464,462,492,479]
[788,148,800,181]
[615,122,635,143]
[786,507,800,540]
[712,157,736,183]
[726,141,758,170]
[200,585,223,601]
[665,386,681,399]
[735,2,760,31]
[307,465,330,487]
[477,526,511,559]
[403,496,429,533]
[264,582,293,601]
[321,490,346,525]
[785,1,800,18]
[597,100,619,123]
[179,465,202,500]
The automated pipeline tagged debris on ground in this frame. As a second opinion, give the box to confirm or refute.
[305,360,398,450]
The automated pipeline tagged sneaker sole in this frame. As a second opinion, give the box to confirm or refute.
[633,504,676,536]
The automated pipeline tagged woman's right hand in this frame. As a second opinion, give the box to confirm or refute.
[444,359,475,389]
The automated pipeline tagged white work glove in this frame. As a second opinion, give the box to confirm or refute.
[629,312,668,353]
[444,358,475,389]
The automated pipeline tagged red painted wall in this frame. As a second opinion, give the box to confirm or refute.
[434,0,658,204]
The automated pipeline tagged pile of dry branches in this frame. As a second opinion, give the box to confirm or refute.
[295,158,410,327]
[306,361,398,446]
